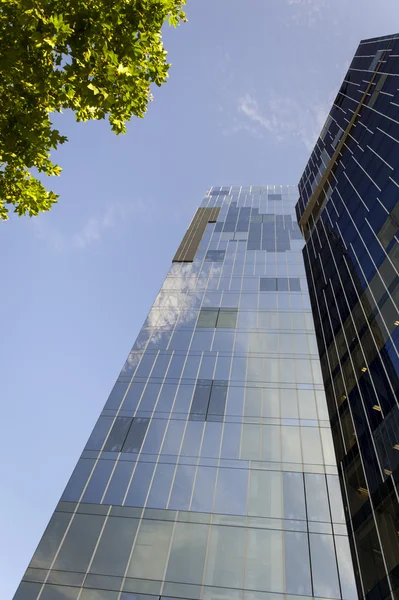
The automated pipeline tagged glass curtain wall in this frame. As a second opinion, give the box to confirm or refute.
[296,33,399,600]
[14,186,357,600]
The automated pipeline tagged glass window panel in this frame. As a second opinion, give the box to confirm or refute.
[309,533,341,599]
[161,420,185,455]
[30,512,72,569]
[305,474,331,522]
[104,381,129,411]
[85,416,114,451]
[296,359,313,383]
[214,467,248,515]
[135,352,157,378]
[168,330,193,351]
[103,461,134,505]
[283,472,306,520]
[284,531,312,595]
[197,308,218,328]
[90,516,139,576]
[230,356,247,382]
[138,383,161,413]
[168,465,196,510]
[289,277,301,291]
[182,354,201,379]
[156,383,177,413]
[103,417,132,452]
[212,330,235,351]
[166,522,209,585]
[189,381,212,420]
[141,419,167,455]
[13,582,42,600]
[147,329,173,350]
[124,462,155,507]
[82,459,114,504]
[172,383,194,416]
[315,390,329,420]
[41,585,80,600]
[221,422,242,459]
[320,427,336,465]
[214,354,231,380]
[281,426,302,463]
[335,535,358,600]
[260,277,277,291]
[301,427,323,464]
[80,590,118,600]
[127,519,174,580]
[241,424,261,460]
[327,475,346,524]
[297,389,317,420]
[205,525,245,589]
[262,388,280,418]
[151,352,172,379]
[261,425,281,462]
[208,382,228,420]
[245,529,284,592]
[201,422,223,458]
[166,353,186,379]
[180,421,204,456]
[191,331,213,351]
[191,466,217,512]
[280,389,299,419]
[61,459,95,502]
[244,387,262,417]
[217,309,238,328]
[122,382,145,412]
[146,463,175,509]
[248,470,283,518]
[122,418,150,453]
[53,513,105,572]
[277,278,289,291]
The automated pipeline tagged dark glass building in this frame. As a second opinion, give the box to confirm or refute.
[13,186,357,600]
[296,33,399,600]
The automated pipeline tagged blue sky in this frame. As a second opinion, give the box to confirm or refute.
[1,1,398,597]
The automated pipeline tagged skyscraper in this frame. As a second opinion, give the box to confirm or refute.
[13,185,357,600]
[296,33,399,600]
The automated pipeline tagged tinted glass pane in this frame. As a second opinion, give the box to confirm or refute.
[53,513,105,572]
[207,381,228,420]
[189,380,212,420]
[90,516,139,576]
[289,277,301,291]
[30,512,71,569]
[205,525,245,589]
[127,519,173,580]
[122,418,150,453]
[82,459,114,503]
[260,278,277,291]
[197,308,218,328]
[103,417,132,452]
[165,522,208,585]
[124,462,155,507]
[216,309,238,328]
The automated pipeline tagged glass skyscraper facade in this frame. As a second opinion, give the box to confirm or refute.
[14,185,357,600]
[296,34,399,600]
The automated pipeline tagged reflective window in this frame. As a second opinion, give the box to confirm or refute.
[103,417,132,452]
[53,513,105,572]
[90,516,139,576]
[127,519,173,580]
[122,418,150,453]
[165,522,208,584]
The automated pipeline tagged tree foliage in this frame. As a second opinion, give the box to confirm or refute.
[0,0,186,220]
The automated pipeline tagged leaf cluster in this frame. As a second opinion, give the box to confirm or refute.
[0,0,186,219]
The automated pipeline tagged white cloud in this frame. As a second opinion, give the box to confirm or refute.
[32,199,147,252]
[236,92,331,152]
